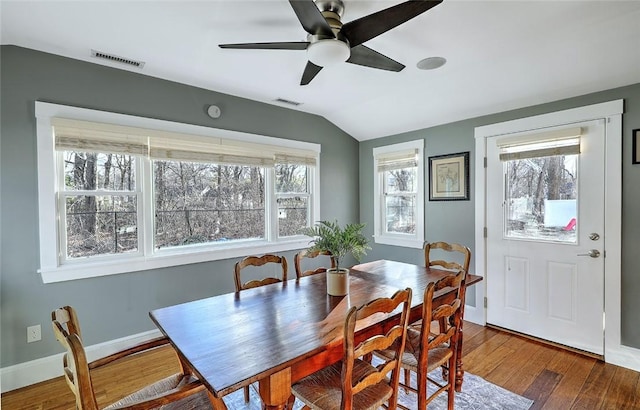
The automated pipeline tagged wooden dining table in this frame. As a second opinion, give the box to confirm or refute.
[149,259,482,409]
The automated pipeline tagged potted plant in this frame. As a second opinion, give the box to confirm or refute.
[301,220,370,296]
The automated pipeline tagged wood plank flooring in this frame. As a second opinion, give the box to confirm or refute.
[2,322,639,409]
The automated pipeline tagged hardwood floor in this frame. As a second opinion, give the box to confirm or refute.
[2,322,639,409]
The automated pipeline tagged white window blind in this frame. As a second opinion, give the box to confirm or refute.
[497,127,582,161]
[52,118,318,166]
[53,118,149,156]
[376,149,418,172]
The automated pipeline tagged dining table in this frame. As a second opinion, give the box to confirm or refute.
[149,259,482,409]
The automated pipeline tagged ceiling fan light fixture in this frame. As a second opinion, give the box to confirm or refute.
[307,39,350,67]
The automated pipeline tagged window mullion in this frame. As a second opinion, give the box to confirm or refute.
[57,191,67,263]
[141,155,153,257]
[265,167,276,241]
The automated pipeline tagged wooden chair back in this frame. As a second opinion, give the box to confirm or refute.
[234,254,288,292]
[234,254,292,404]
[341,287,412,409]
[294,249,334,279]
[424,241,471,273]
[52,306,98,410]
[52,306,215,410]
[52,305,82,340]
[417,270,466,409]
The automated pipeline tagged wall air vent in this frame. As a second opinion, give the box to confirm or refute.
[274,98,302,106]
[91,49,145,68]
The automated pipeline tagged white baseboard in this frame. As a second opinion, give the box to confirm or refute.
[606,344,640,373]
[0,329,162,393]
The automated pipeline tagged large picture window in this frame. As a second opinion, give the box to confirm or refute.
[36,102,320,282]
[373,140,424,248]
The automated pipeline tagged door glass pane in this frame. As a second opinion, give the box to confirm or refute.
[504,154,578,243]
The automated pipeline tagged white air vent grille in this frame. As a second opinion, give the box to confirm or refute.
[274,98,302,106]
[91,49,145,68]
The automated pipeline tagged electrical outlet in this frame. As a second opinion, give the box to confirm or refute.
[27,324,41,343]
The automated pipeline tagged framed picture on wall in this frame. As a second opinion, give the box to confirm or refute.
[428,151,470,201]
[633,129,640,164]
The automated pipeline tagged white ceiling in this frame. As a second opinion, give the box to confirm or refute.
[2,1,640,141]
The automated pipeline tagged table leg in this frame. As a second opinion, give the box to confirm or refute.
[207,390,229,410]
[259,368,292,410]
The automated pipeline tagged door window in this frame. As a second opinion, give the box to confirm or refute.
[503,152,578,243]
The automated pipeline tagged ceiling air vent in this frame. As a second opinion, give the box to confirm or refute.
[274,98,302,106]
[91,49,145,68]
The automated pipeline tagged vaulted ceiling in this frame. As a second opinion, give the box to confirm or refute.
[2,1,640,140]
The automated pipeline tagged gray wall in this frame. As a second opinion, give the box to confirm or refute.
[359,82,640,348]
[0,46,360,367]
[2,43,640,371]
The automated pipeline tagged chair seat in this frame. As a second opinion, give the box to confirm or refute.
[104,373,213,409]
[292,360,393,410]
[378,328,453,374]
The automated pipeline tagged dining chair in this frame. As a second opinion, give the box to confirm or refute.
[234,254,289,292]
[423,241,471,387]
[291,287,413,410]
[234,253,290,403]
[378,271,466,410]
[424,241,471,274]
[51,305,217,410]
[294,249,334,279]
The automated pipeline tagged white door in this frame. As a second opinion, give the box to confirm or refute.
[486,120,605,355]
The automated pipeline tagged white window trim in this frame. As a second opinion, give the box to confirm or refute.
[372,140,424,248]
[35,101,320,283]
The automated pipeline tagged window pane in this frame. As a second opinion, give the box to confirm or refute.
[385,168,416,193]
[505,154,578,243]
[65,195,138,258]
[277,196,309,237]
[385,195,416,234]
[275,164,308,193]
[64,151,136,191]
[154,161,265,249]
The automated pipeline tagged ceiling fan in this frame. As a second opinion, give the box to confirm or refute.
[219,0,443,85]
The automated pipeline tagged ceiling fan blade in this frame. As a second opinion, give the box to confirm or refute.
[346,45,405,72]
[341,0,443,47]
[300,61,323,85]
[289,0,335,37]
[219,42,309,50]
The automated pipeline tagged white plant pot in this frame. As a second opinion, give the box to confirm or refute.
[327,268,349,296]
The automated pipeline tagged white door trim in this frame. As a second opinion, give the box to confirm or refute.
[472,100,637,371]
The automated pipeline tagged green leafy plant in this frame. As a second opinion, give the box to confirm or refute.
[300,220,371,271]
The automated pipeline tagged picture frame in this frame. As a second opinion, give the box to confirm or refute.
[633,129,640,164]
[429,151,470,201]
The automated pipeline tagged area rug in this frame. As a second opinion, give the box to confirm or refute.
[221,370,534,409]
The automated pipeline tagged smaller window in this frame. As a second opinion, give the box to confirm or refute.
[373,140,424,248]
[275,162,310,238]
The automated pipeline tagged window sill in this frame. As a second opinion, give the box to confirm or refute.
[39,238,311,283]
[373,235,424,249]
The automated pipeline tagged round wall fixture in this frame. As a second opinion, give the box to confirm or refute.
[207,105,221,119]
[416,56,447,70]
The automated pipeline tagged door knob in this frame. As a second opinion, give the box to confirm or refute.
[577,249,600,258]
